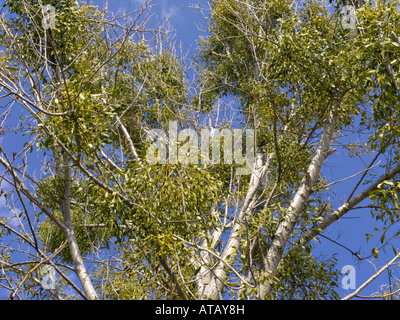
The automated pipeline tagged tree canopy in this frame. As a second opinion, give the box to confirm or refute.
[1,0,400,300]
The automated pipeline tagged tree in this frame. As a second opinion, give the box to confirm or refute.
[1,0,400,300]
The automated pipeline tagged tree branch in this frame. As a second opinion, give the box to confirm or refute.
[259,103,338,299]
[198,153,269,299]
[342,251,400,300]
[299,162,400,247]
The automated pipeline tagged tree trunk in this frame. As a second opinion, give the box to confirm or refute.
[60,154,98,300]
[258,106,338,299]
[198,153,269,299]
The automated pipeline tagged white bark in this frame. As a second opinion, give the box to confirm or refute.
[196,207,226,299]
[115,115,139,160]
[60,157,98,300]
[198,153,269,299]
[258,107,337,299]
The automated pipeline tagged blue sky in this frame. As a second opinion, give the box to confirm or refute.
[105,0,209,55]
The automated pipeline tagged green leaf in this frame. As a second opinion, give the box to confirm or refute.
[372,247,379,259]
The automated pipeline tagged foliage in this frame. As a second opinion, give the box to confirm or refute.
[1,0,400,300]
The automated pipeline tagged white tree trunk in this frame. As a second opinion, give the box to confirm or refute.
[258,107,337,299]
[61,157,98,300]
[198,154,269,299]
